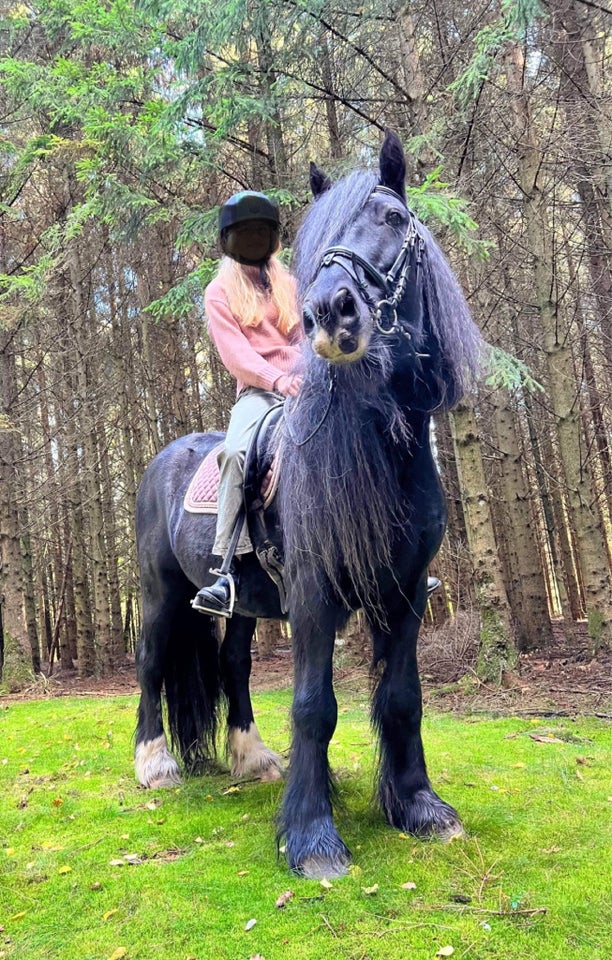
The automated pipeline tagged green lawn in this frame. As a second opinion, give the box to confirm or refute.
[1,690,610,960]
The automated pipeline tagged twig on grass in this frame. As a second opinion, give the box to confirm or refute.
[424,903,547,918]
[320,914,339,937]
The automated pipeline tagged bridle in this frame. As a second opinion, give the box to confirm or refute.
[312,185,426,340]
[285,186,427,446]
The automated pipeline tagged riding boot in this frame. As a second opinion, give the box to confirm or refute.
[192,562,240,618]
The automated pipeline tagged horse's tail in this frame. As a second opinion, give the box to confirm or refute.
[162,605,222,771]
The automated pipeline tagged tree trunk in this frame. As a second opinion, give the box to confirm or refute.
[505,43,612,647]
[450,402,518,680]
[491,390,553,649]
[256,618,282,659]
[319,32,343,160]
[255,6,289,187]
[0,329,32,688]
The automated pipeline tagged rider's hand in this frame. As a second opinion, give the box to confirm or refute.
[274,374,303,397]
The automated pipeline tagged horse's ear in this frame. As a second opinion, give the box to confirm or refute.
[310,161,332,199]
[379,130,406,199]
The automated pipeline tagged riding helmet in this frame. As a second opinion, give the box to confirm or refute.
[219,191,279,233]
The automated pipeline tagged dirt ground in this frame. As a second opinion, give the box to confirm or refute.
[4,620,610,718]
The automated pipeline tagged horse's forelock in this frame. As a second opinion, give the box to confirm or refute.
[293,171,378,297]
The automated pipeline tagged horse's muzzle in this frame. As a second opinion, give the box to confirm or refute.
[303,284,371,362]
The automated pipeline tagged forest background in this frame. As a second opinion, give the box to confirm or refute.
[0,0,610,690]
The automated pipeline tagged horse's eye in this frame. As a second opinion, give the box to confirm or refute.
[386,210,403,227]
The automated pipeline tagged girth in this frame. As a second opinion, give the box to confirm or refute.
[243,401,289,612]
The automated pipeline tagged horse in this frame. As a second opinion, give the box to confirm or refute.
[134,130,483,879]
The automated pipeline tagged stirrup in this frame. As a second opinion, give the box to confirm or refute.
[191,568,237,618]
[427,576,442,596]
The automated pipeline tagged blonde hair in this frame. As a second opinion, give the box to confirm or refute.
[216,255,300,334]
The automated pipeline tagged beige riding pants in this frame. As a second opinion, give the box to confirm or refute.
[213,386,282,558]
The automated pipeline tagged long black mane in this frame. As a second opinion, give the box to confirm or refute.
[280,168,482,612]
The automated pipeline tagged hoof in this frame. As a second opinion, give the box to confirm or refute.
[436,821,466,842]
[229,724,284,781]
[148,774,182,789]
[258,761,284,782]
[135,735,181,788]
[298,854,350,880]
[383,787,463,840]
[284,821,351,880]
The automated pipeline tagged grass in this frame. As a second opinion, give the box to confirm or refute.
[0,688,611,960]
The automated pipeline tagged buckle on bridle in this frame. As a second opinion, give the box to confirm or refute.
[375,299,398,335]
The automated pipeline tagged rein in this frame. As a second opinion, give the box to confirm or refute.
[283,367,336,446]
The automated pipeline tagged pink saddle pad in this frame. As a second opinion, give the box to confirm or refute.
[183,443,224,514]
[183,443,279,514]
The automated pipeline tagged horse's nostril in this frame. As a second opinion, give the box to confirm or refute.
[332,288,356,320]
[337,331,358,354]
[303,306,317,336]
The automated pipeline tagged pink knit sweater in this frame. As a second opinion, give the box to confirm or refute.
[205,274,304,395]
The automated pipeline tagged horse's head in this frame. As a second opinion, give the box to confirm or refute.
[297,130,422,365]
[294,131,482,409]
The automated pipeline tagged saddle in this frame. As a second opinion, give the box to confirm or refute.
[183,404,288,611]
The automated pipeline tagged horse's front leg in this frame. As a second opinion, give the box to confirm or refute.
[280,600,350,879]
[371,582,463,839]
[221,615,283,781]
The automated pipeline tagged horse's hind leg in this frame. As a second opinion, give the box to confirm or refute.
[135,592,182,788]
[371,588,463,839]
[221,615,283,781]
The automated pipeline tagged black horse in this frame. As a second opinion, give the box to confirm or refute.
[134,131,482,879]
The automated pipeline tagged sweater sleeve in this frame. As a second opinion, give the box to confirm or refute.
[206,294,286,391]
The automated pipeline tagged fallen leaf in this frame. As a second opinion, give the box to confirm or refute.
[401,881,417,890]
[103,909,119,921]
[108,949,128,960]
[529,734,563,744]
[223,786,241,795]
[58,865,72,874]
[540,846,561,854]
[320,878,333,889]
[275,890,294,908]
[123,853,142,864]
[361,884,379,895]
[109,859,125,867]
[52,798,64,807]
[145,799,161,810]
[237,870,249,877]
[9,912,28,921]
[245,918,257,931]
[436,948,454,958]
[90,882,103,890]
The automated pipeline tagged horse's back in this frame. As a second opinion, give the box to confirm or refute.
[137,432,222,517]
[136,431,224,579]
